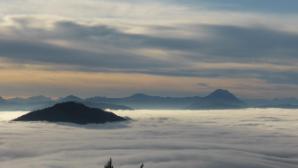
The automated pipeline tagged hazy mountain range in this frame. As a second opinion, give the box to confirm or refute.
[0,89,297,111]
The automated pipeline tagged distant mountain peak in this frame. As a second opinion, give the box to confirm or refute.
[188,89,244,109]
[206,89,238,100]
[28,95,52,101]
[64,95,81,99]
[59,95,83,102]
[129,93,150,98]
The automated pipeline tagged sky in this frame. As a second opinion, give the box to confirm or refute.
[0,0,297,98]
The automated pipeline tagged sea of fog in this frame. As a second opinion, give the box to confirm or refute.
[1,109,298,168]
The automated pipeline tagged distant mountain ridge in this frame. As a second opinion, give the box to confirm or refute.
[189,89,245,109]
[85,94,201,109]
[0,95,133,111]
[58,95,83,103]
[0,89,297,110]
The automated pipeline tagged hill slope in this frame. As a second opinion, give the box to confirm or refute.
[13,102,127,124]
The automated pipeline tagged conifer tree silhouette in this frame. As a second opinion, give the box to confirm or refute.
[104,158,143,168]
[104,158,114,168]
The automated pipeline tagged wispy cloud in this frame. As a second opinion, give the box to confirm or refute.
[0,0,297,97]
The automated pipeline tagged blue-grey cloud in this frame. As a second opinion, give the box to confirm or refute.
[9,19,298,63]
[170,0,298,13]
[184,24,298,63]
[0,38,171,70]
[54,21,298,63]
[1,18,298,89]
[51,21,201,51]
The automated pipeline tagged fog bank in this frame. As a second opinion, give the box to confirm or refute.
[0,109,298,168]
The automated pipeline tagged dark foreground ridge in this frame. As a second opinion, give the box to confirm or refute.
[13,102,127,124]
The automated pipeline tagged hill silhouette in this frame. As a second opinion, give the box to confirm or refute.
[13,102,127,124]
[189,89,245,109]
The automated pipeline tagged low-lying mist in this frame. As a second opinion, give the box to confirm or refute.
[0,109,298,168]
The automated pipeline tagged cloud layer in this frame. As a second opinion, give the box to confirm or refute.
[0,0,297,98]
[1,109,298,168]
